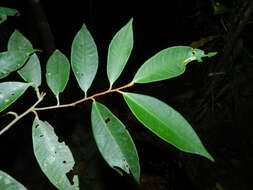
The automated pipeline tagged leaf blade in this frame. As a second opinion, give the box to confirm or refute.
[71,24,98,94]
[0,7,19,24]
[107,18,133,87]
[8,29,41,87]
[0,170,27,190]
[0,82,31,112]
[46,49,70,100]
[32,117,79,190]
[0,49,39,79]
[123,92,214,161]
[133,46,216,83]
[91,101,140,182]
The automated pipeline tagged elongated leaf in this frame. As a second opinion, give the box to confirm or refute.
[32,117,79,190]
[91,101,140,182]
[0,82,31,112]
[71,24,98,95]
[8,30,42,87]
[107,18,133,87]
[133,46,217,83]
[0,170,27,190]
[46,50,70,102]
[123,92,214,161]
[0,49,39,79]
[0,7,19,24]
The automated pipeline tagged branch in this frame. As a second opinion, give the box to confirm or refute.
[0,92,45,136]
[34,82,134,111]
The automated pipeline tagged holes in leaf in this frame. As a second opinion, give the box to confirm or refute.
[35,124,39,129]
[63,160,67,164]
[105,117,110,124]
[66,170,74,185]
[39,134,44,137]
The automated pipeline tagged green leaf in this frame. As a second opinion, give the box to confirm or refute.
[8,30,41,87]
[133,46,216,83]
[123,92,214,161]
[107,18,133,87]
[0,49,39,79]
[0,82,31,112]
[91,101,140,182]
[71,24,98,95]
[0,7,19,24]
[32,117,79,190]
[46,50,70,103]
[0,170,27,190]
[8,29,33,50]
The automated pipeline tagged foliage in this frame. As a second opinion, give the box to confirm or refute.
[0,7,216,190]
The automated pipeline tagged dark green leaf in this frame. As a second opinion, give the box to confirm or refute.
[8,30,41,87]
[107,18,133,87]
[71,24,98,95]
[91,101,140,182]
[0,49,39,79]
[46,50,70,102]
[133,46,216,83]
[0,7,19,24]
[0,82,31,112]
[123,92,214,161]
[32,117,79,190]
[0,170,27,190]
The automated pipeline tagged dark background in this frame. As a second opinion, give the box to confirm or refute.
[1,0,253,190]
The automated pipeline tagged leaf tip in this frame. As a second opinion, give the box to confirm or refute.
[207,51,218,57]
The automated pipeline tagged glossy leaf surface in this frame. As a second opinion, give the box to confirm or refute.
[123,92,214,161]
[8,29,41,87]
[133,46,217,83]
[91,101,140,182]
[0,7,19,24]
[32,117,79,190]
[0,82,31,112]
[0,170,27,190]
[0,49,38,79]
[71,24,98,94]
[46,50,70,100]
[107,18,133,87]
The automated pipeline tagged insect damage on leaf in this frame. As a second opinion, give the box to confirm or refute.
[105,117,110,123]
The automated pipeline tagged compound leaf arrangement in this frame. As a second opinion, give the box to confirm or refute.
[0,11,216,190]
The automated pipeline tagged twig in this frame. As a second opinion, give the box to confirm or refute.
[0,82,134,135]
[0,93,45,136]
[34,82,134,111]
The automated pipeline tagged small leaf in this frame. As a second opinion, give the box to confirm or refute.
[107,18,133,87]
[0,7,19,24]
[0,170,27,190]
[0,49,39,79]
[91,101,140,182]
[123,92,214,161]
[133,46,216,83]
[8,30,41,87]
[0,82,31,112]
[46,50,70,102]
[32,117,79,190]
[71,24,98,95]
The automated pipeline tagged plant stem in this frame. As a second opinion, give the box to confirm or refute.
[0,82,134,135]
[34,82,135,111]
[0,93,45,136]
